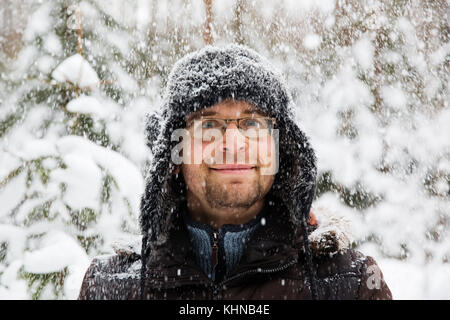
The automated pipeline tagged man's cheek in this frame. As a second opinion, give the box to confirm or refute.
[258,136,278,175]
[182,164,204,192]
[202,140,219,165]
[247,140,258,165]
[181,138,203,165]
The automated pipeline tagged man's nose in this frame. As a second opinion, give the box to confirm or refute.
[221,123,248,154]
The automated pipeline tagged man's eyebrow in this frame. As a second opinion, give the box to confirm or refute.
[241,108,267,116]
[186,108,266,122]
[186,110,217,122]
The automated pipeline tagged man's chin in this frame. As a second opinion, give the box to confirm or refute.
[205,181,262,209]
[206,198,258,209]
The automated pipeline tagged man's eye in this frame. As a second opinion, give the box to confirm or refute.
[241,119,263,129]
[202,120,220,129]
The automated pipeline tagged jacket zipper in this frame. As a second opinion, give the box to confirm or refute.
[211,232,219,269]
[211,258,298,299]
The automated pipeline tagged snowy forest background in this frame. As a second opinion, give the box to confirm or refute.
[0,0,448,300]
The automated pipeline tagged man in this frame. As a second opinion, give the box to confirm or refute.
[78,44,392,300]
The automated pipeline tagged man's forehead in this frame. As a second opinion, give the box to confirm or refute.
[186,101,266,122]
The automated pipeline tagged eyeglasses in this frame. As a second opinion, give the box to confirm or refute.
[187,117,276,140]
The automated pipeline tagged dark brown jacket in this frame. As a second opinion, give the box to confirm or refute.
[78,205,392,300]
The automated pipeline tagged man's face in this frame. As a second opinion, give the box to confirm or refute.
[180,100,277,216]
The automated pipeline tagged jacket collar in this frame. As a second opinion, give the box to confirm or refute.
[144,195,303,288]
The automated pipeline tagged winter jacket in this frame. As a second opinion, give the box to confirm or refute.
[78,202,392,300]
[78,44,392,300]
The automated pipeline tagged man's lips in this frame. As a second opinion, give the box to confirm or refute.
[209,164,256,174]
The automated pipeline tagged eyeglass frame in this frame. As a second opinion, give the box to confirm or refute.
[186,116,277,140]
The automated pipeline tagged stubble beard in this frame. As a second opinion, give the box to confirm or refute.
[204,176,264,209]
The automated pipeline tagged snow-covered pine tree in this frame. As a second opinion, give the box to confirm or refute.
[312,0,449,262]
[285,0,449,279]
[0,0,147,299]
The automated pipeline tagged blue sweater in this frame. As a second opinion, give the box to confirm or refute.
[184,211,263,282]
